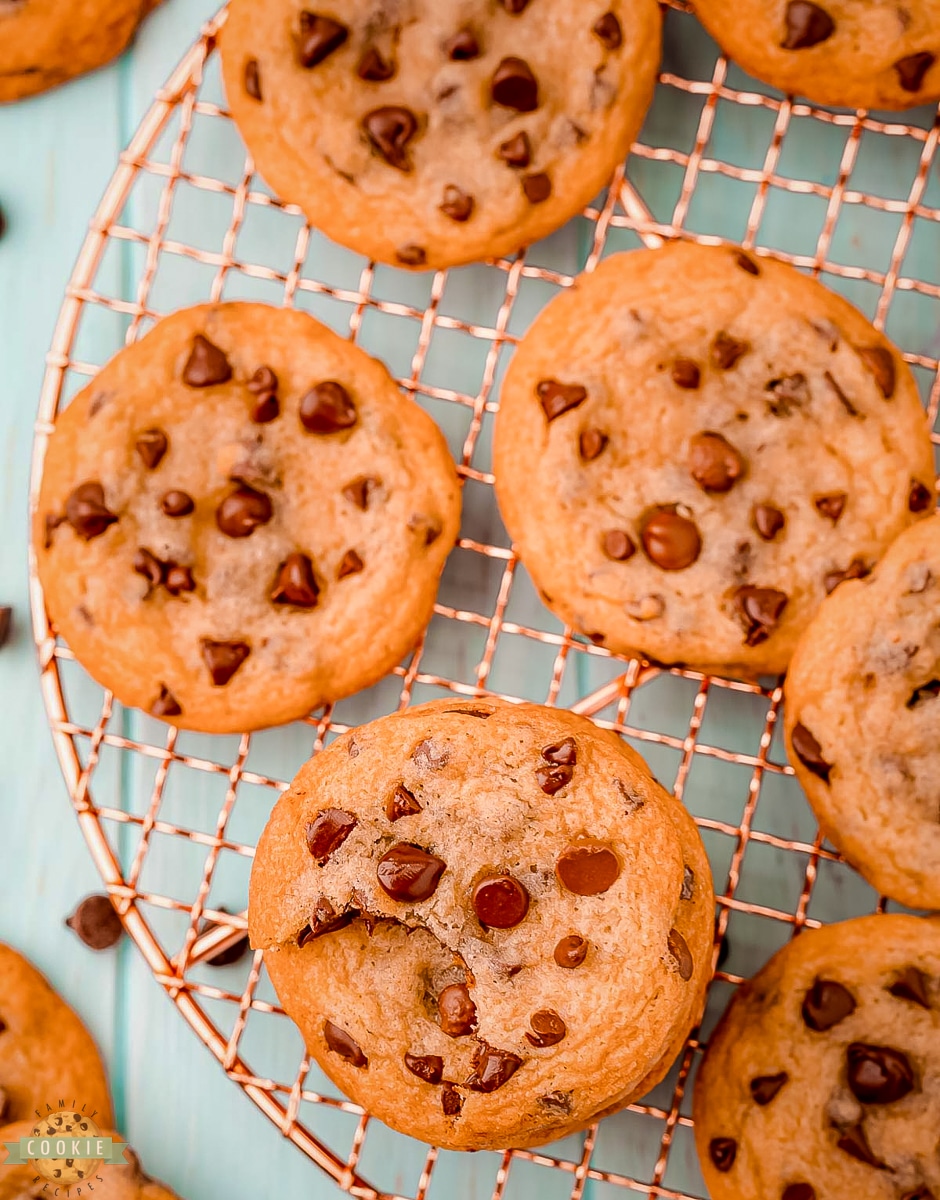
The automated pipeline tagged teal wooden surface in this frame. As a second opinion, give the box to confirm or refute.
[1,3,938,1200]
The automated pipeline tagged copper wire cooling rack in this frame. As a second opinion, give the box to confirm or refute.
[28,4,940,1199]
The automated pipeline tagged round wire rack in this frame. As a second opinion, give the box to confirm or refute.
[28,5,940,1199]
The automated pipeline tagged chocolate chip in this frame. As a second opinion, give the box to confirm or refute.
[467,1044,522,1092]
[847,1043,914,1104]
[337,549,365,579]
[306,808,357,864]
[908,679,940,707]
[441,1082,463,1114]
[134,548,165,590]
[556,845,620,895]
[377,843,446,901]
[498,132,532,168]
[396,244,427,267]
[753,504,785,541]
[439,184,475,222]
[161,489,194,517]
[734,251,760,275]
[500,0,530,10]
[750,1072,788,1105]
[526,1010,566,1048]
[542,737,576,766]
[358,46,395,81]
[491,57,539,112]
[782,1186,815,1200]
[680,865,695,900]
[814,492,846,522]
[472,875,530,929]
[909,480,933,512]
[300,896,355,943]
[735,586,788,647]
[165,564,195,595]
[781,0,835,48]
[300,381,357,433]
[824,370,859,418]
[200,639,250,686]
[593,12,623,48]
[537,1090,572,1115]
[443,707,494,719]
[602,529,636,561]
[0,1087,9,1123]
[216,484,272,538]
[895,50,935,91]
[65,482,117,540]
[182,334,232,387]
[297,12,348,68]
[536,762,573,795]
[522,172,551,203]
[767,373,810,416]
[579,429,608,460]
[150,685,181,718]
[889,966,932,1008]
[445,29,480,60]
[244,57,262,100]
[689,431,745,493]
[709,1137,737,1172]
[438,983,477,1036]
[538,378,587,421]
[271,552,320,607]
[386,784,421,821]
[65,895,123,950]
[791,723,833,783]
[404,1053,444,1084]
[363,106,419,171]
[135,428,168,470]
[666,928,694,981]
[836,1123,889,1169]
[711,332,749,370]
[323,1020,367,1068]
[641,510,702,571]
[671,359,701,389]
[824,557,870,594]
[554,934,588,968]
[901,1191,936,1200]
[199,910,251,966]
[247,365,279,423]
[802,978,855,1029]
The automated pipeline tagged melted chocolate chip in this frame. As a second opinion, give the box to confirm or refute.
[814,492,847,522]
[303,896,355,941]
[735,586,788,647]
[386,784,421,822]
[750,1072,788,1105]
[300,381,357,432]
[907,679,940,708]
[753,504,785,541]
[472,875,530,929]
[444,707,494,719]
[836,1123,888,1169]
[244,57,261,100]
[165,564,195,596]
[65,482,117,541]
[247,365,279,423]
[711,332,749,370]
[641,510,702,571]
[593,12,623,49]
[306,808,357,864]
[791,723,832,782]
[802,978,855,1030]
[150,685,181,718]
[396,244,427,267]
[297,13,348,68]
[445,29,480,60]
[672,358,701,389]
[135,428,168,469]
[526,1010,566,1048]
[602,529,635,561]
[847,1043,914,1104]
[543,737,576,766]
[909,480,933,512]
[358,46,395,81]
[134,547,165,590]
[579,429,608,460]
[781,0,834,48]
[538,378,587,421]
[441,1081,463,1115]
[538,1090,572,1115]
[536,763,573,795]
[438,983,477,1036]
[323,1020,367,1068]
[782,1186,815,1200]
[337,549,365,579]
[271,553,319,607]
[182,334,232,387]
[498,132,531,168]
[363,106,419,171]
[667,928,694,981]
[735,251,761,275]
[709,1137,737,1172]
[491,57,539,112]
[689,431,745,493]
[161,489,194,517]
[824,557,870,594]
[65,894,123,950]
[404,1053,444,1084]
[200,639,250,687]
[888,967,932,1009]
[522,172,552,203]
[440,184,474,222]
[467,1044,523,1093]
[216,484,272,538]
[556,845,620,895]
[377,843,446,901]
[895,50,935,91]
[554,934,588,968]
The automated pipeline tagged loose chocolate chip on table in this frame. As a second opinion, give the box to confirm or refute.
[671,358,701,389]
[824,557,869,594]
[201,639,250,687]
[161,489,194,517]
[753,504,785,541]
[438,983,477,1036]
[397,244,427,267]
[323,1020,367,1068]
[306,808,357,864]
[895,51,935,92]
[445,29,480,60]
[135,428,168,470]
[441,1082,463,1115]
[337,549,365,579]
[0,204,6,241]
[472,874,530,928]
[66,894,123,950]
[846,1043,915,1104]
[297,12,348,68]
[467,1044,523,1093]
[554,934,588,968]
[526,1010,566,1048]
[888,966,932,1008]
[782,1186,816,1200]
[377,843,447,901]
[358,46,395,81]
[440,184,474,222]
[603,529,635,561]
[363,106,419,171]
[271,552,320,607]
[735,586,788,647]
[909,480,933,512]
[65,482,117,540]
[522,172,551,203]
[836,1122,888,1169]
[300,380,357,432]
[709,1137,737,1172]
[667,928,694,981]
[404,1053,444,1084]
[182,334,232,387]
[491,57,539,112]
[244,57,262,100]
[814,492,847,522]
[593,12,623,49]
[199,910,251,967]
[711,332,749,370]
[498,132,532,168]
[0,606,10,650]
[134,548,164,590]
[734,250,760,275]
[802,977,855,1030]
[781,0,834,49]
[580,428,608,460]
[165,564,195,596]
[681,865,695,900]
[150,684,181,718]
[767,373,810,416]
[689,431,744,493]
[556,845,620,895]
[538,378,587,421]
[907,679,940,707]
[750,1072,788,1105]
[216,484,273,537]
[641,510,702,571]
[386,784,422,821]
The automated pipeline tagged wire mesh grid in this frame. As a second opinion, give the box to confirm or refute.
[27,4,940,1199]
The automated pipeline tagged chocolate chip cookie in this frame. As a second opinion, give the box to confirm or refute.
[784,516,940,910]
[219,0,661,270]
[694,914,940,1200]
[0,1,158,103]
[492,241,935,678]
[35,303,461,734]
[249,698,714,1150]
[693,0,940,111]
[0,944,112,1126]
